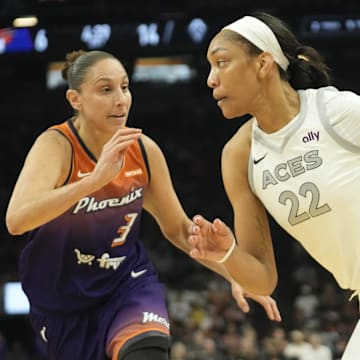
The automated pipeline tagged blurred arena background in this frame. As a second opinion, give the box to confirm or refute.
[0,0,359,358]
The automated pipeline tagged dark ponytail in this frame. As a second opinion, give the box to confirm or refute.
[251,11,332,89]
[287,45,331,89]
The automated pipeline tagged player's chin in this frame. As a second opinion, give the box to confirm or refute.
[219,106,242,120]
[221,109,240,120]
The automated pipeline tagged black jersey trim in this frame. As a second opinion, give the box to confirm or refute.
[67,119,98,162]
[138,138,151,183]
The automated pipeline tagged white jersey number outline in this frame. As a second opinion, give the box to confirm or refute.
[112,212,138,247]
[279,182,331,226]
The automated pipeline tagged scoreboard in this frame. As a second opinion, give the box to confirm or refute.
[2,13,360,89]
[2,13,360,61]
[0,16,226,60]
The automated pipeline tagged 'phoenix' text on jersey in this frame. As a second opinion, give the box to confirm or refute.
[72,188,144,214]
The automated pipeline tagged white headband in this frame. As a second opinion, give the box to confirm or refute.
[222,16,289,71]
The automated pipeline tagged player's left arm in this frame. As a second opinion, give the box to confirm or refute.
[141,134,281,321]
[141,133,192,253]
[142,134,238,266]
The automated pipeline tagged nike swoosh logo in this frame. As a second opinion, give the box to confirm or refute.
[253,153,267,165]
[77,170,92,178]
[40,326,48,343]
[131,269,148,278]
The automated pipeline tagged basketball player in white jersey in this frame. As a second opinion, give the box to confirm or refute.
[188,11,360,360]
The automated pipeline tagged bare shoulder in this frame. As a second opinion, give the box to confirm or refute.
[221,119,259,210]
[34,128,72,154]
[139,133,163,158]
[222,119,253,164]
[139,133,155,148]
[26,129,73,185]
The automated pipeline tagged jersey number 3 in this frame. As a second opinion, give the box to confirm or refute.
[112,213,138,247]
[279,182,331,226]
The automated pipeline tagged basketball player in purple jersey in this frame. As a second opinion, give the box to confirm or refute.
[6,50,280,360]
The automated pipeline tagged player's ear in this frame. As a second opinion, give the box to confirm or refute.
[66,89,81,111]
[257,51,274,78]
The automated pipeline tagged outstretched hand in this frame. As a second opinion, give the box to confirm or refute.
[91,127,142,188]
[188,215,235,263]
[231,282,281,322]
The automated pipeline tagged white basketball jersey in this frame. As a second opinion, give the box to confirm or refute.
[249,86,360,291]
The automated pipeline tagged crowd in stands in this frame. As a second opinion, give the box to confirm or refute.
[0,243,357,359]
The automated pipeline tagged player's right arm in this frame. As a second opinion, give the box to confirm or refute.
[221,121,277,295]
[6,127,141,235]
[189,121,278,295]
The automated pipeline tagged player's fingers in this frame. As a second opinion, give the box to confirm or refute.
[114,133,142,147]
[258,297,281,321]
[235,295,250,313]
[113,140,138,153]
[193,214,205,225]
[105,129,142,149]
[267,297,282,322]
[188,234,198,246]
[213,218,232,236]
[262,300,275,320]
[113,127,142,137]
[188,235,204,254]
[189,249,198,258]
[213,218,226,233]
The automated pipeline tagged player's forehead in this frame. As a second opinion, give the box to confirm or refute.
[84,58,128,83]
[207,31,244,59]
